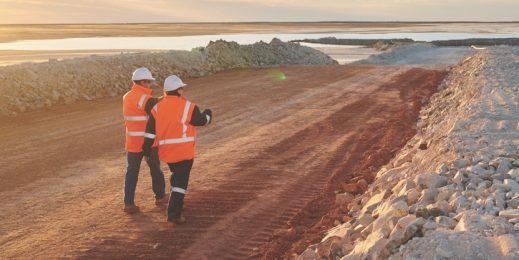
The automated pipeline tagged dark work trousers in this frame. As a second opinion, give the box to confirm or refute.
[167,159,193,219]
[124,147,166,205]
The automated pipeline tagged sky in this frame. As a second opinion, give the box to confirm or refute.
[0,0,518,24]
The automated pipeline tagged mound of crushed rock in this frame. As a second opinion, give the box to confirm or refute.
[0,38,336,116]
[355,43,474,65]
[299,47,519,259]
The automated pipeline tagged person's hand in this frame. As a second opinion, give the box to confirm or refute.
[203,108,212,117]
[203,109,213,124]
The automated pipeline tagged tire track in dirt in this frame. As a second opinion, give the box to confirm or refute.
[0,65,447,260]
[2,65,383,259]
[79,68,448,259]
[261,68,449,259]
[79,97,375,259]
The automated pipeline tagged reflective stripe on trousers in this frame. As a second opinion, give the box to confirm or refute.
[167,160,193,219]
[171,187,186,194]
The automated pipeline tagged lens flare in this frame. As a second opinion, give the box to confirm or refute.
[269,70,286,81]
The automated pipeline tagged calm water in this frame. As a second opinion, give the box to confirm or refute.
[0,32,516,51]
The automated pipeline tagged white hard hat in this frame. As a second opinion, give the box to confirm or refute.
[132,67,155,81]
[164,75,187,91]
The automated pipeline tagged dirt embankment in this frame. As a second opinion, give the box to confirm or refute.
[0,64,448,259]
[0,39,336,116]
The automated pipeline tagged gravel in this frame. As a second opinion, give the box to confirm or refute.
[0,38,336,116]
[355,43,474,65]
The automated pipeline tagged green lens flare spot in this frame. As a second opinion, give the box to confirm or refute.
[269,70,286,81]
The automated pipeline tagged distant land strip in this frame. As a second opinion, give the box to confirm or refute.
[291,37,519,47]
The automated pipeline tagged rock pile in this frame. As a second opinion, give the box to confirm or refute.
[355,43,474,65]
[0,38,336,116]
[298,47,519,259]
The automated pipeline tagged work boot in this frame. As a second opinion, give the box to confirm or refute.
[123,204,140,214]
[155,195,169,207]
[167,215,186,224]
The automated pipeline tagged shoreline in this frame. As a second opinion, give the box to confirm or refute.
[1,22,519,43]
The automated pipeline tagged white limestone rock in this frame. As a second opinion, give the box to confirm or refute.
[435,216,458,229]
[507,196,519,209]
[358,213,374,227]
[406,188,421,206]
[453,159,470,169]
[362,190,391,214]
[500,209,519,219]
[453,171,464,184]
[415,173,448,189]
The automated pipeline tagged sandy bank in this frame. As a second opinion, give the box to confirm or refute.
[3,22,519,43]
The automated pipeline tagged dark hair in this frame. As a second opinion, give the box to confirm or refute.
[166,87,183,96]
[133,79,150,85]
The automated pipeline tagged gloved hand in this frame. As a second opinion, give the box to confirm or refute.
[203,108,212,117]
[203,109,213,124]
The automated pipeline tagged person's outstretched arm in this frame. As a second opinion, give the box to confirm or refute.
[189,105,212,126]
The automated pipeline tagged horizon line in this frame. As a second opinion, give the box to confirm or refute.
[1,21,519,26]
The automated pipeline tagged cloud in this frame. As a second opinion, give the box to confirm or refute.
[0,0,208,23]
[198,0,519,21]
[0,0,518,23]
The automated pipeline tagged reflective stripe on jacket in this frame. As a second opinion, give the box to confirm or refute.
[152,95,197,163]
[123,84,152,152]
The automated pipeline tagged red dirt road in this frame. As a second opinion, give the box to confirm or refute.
[0,65,448,259]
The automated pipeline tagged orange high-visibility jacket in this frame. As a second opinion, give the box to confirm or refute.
[122,84,153,152]
[152,95,197,163]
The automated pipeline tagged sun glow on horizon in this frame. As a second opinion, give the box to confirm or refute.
[0,0,518,24]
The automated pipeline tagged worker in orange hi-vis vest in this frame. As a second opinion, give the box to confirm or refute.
[142,75,212,224]
[122,67,167,214]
